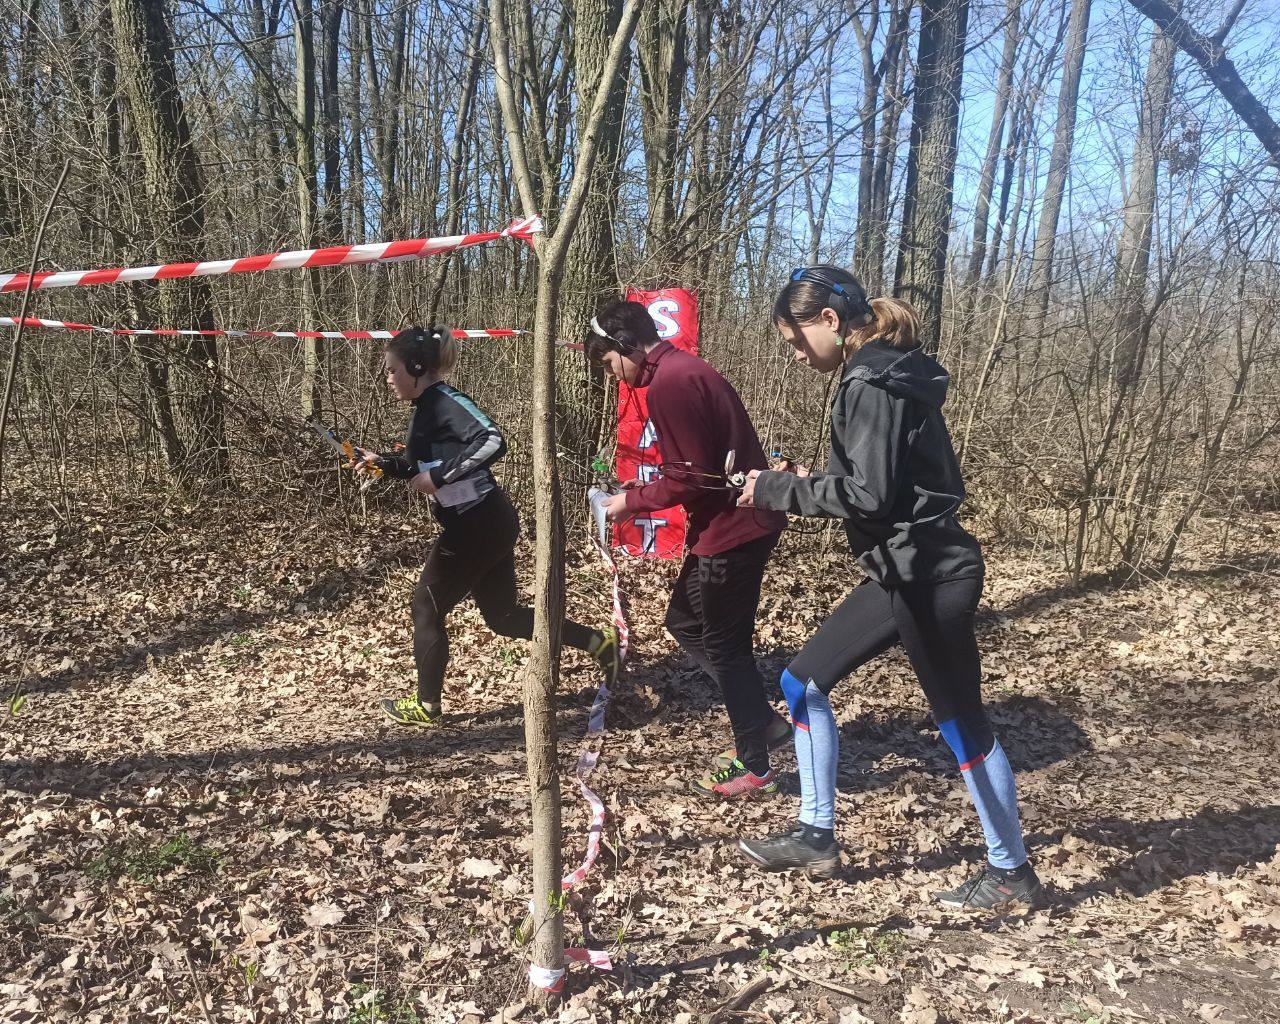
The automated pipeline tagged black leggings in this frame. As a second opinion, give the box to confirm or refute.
[412,489,599,705]
[664,533,779,774]
[787,575,992,752]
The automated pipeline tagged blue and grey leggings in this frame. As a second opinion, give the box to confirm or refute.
[781,576,1028,870]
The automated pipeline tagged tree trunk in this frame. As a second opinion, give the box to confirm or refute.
[863,0,911,295]
[319,0,344,241]
[1028,0,1092,324]
[1070,14,1178,580]
[427,12,486,322]
[1123,0,1280,162]
[558,0,631,468]
[488,0,643,1006]
[364,0,409,232]
[894,0,970,351]
[962,0,1020,302]
[109,0,228,483]
[346,6,365,240]
[1113,17,1177,390]
[637,0,687,279]
[295,0,322,418]
[851,4,882,286]
[249,0,289,212]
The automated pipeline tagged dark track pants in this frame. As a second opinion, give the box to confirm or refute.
[664,533,779,774]
[412,489,598,705]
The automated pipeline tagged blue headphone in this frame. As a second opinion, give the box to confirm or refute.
[789,267,873,328]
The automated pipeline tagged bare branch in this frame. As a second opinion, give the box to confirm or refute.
[543,0,644,264]
[488,0,540,217]
[1124,0,1280,163]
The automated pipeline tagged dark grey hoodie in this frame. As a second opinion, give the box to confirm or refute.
[752,338,983,585]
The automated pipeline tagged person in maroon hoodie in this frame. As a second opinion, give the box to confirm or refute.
[587,299,790,798]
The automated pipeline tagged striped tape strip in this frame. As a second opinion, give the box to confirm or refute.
[0,317,525,341]
[0,216,541,293]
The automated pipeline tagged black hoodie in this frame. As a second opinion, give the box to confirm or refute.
[752,338,983,585]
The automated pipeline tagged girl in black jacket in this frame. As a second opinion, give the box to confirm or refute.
[356,326,619,727]
[735,270,1041,910]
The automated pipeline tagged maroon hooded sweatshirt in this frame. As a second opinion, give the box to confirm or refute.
[622,340,786,556]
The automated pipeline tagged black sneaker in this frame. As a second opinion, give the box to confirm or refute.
[934,863,1044,910]
[738,827,840,879]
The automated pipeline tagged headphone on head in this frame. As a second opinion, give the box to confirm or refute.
[789,267,873,332]
[401,325,448,377]
[589,315,638,356]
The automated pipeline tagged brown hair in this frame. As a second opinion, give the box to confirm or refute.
[772,265,872,331]
[846,297,921,352]
[386,325,458,378]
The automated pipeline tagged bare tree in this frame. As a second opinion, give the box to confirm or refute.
[295,0,322,417]
[559,0,632,466]
[488,0,643,1004]
[1124,0,1280,162]
[636,0,687,280]
[894,0,970,351]
[859,0,912,294]
[961,0,1022,308]
[1028,0,1093,325]
[109,0,228,482]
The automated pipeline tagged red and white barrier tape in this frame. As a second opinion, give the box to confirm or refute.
[0,317,524,341]
[528,489,628,993]
[0,216,541,293]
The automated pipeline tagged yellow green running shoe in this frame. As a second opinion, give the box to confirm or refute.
[380,695,443,728]
[592,625,621,686]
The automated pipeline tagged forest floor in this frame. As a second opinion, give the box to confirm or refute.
[2,486,1279,1024]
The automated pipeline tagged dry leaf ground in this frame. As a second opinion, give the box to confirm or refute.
[2,488,1279,1023]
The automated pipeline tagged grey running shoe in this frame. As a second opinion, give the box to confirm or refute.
[934,864,1045,910]
[738,827,840,879]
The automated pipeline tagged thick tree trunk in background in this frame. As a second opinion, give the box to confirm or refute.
[558,0,631,466]
[109,0,228,482]
[862,0,911,295]
[94,2,183,473]
[894,0,970,351]
[1028,0,1092,325]
[637,0,688,280]
[1112,19,1177,390]
[294,0,322,418]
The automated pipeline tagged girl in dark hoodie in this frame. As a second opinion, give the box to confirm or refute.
[735,268,1041,910]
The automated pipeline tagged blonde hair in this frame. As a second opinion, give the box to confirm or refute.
[435,333,459,376]
[846,297,921,352]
